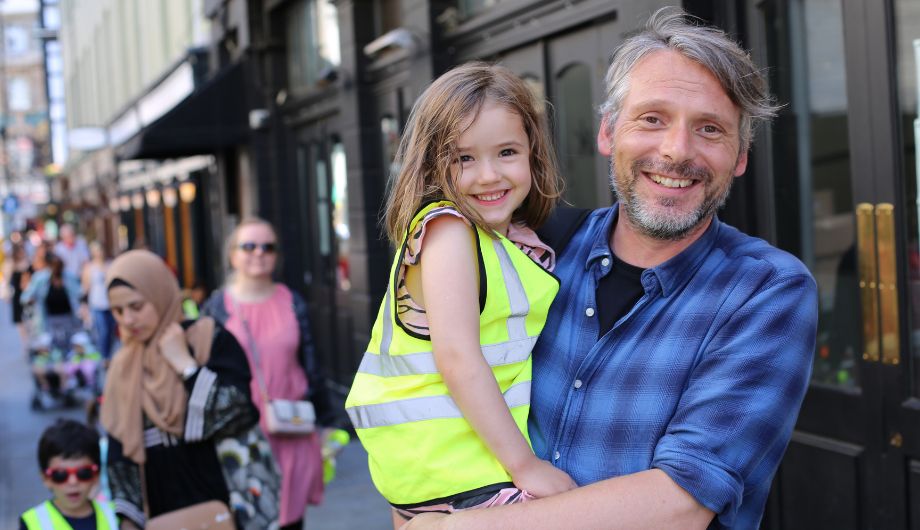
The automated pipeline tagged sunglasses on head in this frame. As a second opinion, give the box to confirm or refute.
[237,241,277,254]
[44,464,99,484]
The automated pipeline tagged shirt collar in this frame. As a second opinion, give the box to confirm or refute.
[584,203,723,297]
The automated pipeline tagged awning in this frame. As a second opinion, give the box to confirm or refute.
[115,61,249,160]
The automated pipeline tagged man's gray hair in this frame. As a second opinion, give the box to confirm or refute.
[599,7,779,151]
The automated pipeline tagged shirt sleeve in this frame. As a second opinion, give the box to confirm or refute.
[651,271,818,527]
[182,324,259,442]
[105,437,145,527]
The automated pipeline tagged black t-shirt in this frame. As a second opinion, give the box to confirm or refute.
[45,282,72,315]
[595,252,645,337]
[19,506,97,530]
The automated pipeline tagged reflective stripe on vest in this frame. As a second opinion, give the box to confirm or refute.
[349,380,530,429]
[34,503,53,530]
[28,500,117,530]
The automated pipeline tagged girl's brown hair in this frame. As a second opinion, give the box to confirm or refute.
[383,62,561,244]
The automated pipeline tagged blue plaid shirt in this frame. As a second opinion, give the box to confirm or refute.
[529,206,817,529]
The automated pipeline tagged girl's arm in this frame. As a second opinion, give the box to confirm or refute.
[419,216,575,497]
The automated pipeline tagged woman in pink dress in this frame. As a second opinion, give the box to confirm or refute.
[203,218,324,530]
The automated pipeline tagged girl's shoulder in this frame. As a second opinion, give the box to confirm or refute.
[404,203,472,267]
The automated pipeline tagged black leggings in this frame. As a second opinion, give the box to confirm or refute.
[281,520,303,530]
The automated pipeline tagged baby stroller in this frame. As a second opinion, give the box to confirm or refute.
[28,329,102,411]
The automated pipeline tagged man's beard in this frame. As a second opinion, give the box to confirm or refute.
[610,156,731,241]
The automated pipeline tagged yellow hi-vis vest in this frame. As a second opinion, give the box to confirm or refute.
[345,201,559,506]
[21,500,118,530]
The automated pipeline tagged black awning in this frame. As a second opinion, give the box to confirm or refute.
[116,61,248,160]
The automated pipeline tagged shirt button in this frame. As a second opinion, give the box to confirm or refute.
[601,258,610,267]
[553,451,560,461]
[573,379,583,389]
[585,307,595,317]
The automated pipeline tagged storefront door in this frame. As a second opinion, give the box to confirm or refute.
[753,0,920,527]
[295,124,355,384]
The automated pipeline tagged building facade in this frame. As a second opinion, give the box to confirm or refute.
[54,0,920,525]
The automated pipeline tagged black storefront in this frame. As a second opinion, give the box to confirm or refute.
[208,0,920,525]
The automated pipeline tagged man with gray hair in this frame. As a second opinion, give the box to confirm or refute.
[406,8,817,529]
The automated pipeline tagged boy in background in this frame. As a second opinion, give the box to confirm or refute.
[19,419,118,530]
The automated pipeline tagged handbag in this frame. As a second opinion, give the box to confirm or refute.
[146,500,236,530]
[232,296,316,436]
[265,398,316,435]
[217,426,282,530]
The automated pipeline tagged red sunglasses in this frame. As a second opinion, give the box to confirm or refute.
[44,464,99,484]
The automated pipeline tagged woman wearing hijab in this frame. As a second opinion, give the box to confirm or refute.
[101,250,260,529]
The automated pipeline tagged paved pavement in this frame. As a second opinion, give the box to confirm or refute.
[0,299,391,529]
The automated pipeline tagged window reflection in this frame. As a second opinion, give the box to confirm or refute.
[381,116,400,180]
[893,0,920,396]
[767,0,858,387]
[286,0,341,90]
[331,140,350,292]
[555,63,596,207]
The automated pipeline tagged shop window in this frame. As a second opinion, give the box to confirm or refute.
[766,0,857,388]
[893,0,920,395]
[554,63,596,207]
[456,0,500,20]
[8,77,30,111]
[331,139,350,291]
[286,0,341,91]
[381,115,400,180]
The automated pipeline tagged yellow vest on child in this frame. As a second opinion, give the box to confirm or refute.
[345,201,559,506]
[20,499,117,530]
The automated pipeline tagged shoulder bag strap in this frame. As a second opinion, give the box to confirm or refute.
[229,294,272,404]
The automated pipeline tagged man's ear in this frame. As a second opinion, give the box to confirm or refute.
[597,115,614,157]
[733,149,749,177]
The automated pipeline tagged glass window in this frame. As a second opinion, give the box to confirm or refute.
[381,116,400,180]
[894,0,920,396]
[766,0,857,388]
[554,63,596,207]
[313,144,331,257]
[286,0,341,90]
[331,140,350,291]
[8,77,30,111]
[5,26,30,57]
[457,0,500,20]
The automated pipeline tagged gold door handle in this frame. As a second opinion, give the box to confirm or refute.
[875,203,900,365]
[856,203,879,362]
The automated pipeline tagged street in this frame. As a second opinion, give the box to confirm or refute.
[0,300,391,529]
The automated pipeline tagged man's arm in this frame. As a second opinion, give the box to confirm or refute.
[405,469,713,530]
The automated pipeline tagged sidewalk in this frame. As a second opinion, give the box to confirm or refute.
[309,441,392,529]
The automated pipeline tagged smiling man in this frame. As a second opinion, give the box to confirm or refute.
[405,8,818,530]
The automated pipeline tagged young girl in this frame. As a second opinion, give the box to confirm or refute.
[345,62,575,525]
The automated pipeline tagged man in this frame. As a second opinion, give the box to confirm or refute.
[406,7,817,530]
[54,223,90,278]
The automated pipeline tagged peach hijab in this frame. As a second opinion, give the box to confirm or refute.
[100,250,214,464]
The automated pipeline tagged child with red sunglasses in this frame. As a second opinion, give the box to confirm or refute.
[19,419,118,530]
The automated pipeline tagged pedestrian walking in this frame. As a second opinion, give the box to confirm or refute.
[344,62,575,527]
[203,218,325,530]
[21,253,82,353]
[101,250,278,529]
[18,419,118,530]
[53,224,90,280]
[3,243,32,354]
[81,242,116,360]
